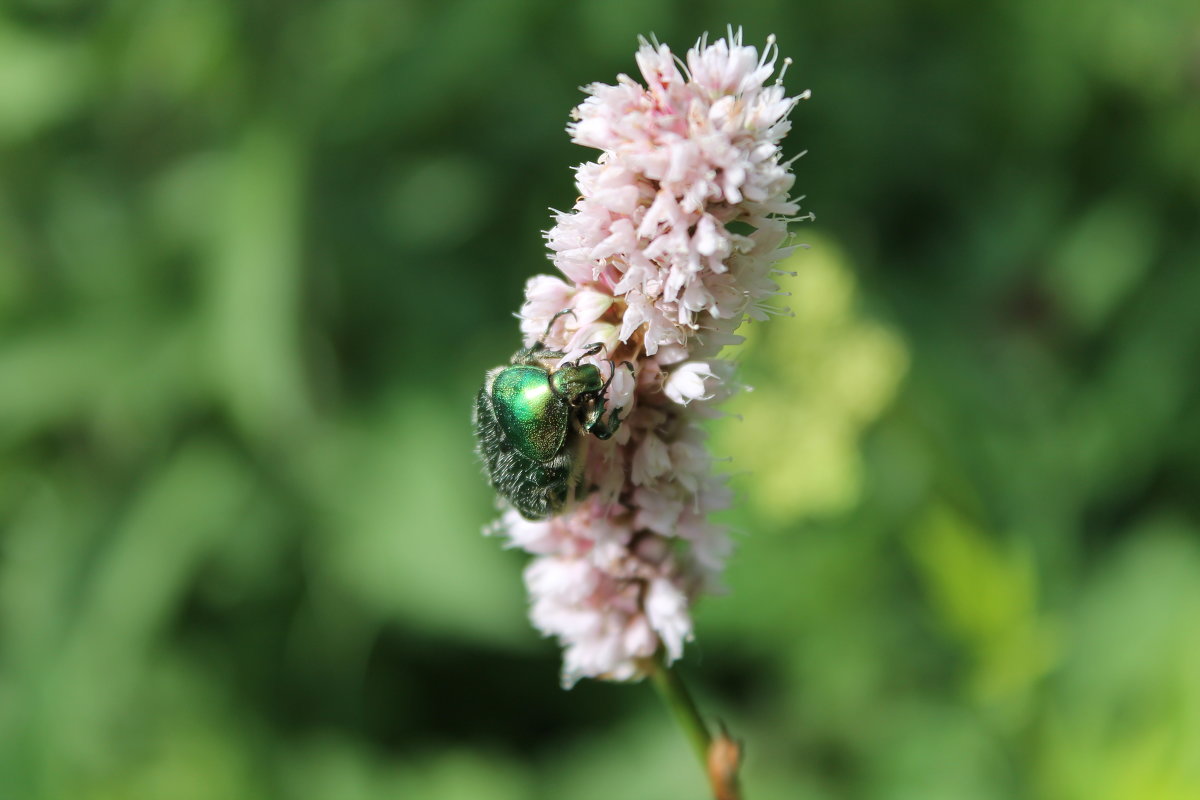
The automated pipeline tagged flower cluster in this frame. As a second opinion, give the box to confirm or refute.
[490,30,808,686]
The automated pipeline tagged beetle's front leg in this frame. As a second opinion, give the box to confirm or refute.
[583,396,625,440]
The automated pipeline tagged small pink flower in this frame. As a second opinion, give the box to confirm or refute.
[645,577,693,662]
[491,29,807,686]
[631,432,672,486]
[663,362,718,405]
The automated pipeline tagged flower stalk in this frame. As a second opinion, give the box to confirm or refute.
[649,653,744,800]
[648,653,712,765]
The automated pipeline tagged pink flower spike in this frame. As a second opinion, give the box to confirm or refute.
[486,30,807,686]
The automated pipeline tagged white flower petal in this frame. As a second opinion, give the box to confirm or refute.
[645,578,693,663]
[664,362,717,405]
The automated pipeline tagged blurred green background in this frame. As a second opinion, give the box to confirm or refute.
[2,0,1199,798]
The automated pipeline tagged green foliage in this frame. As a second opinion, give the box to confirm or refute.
[2,0,1198,797]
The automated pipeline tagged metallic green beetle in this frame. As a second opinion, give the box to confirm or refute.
[474,323,628,520]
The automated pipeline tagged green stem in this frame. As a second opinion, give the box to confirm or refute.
[648,652,712,768]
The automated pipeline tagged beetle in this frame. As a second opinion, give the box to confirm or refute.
[474,315,630,520]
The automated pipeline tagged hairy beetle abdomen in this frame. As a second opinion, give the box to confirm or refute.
[474,387,575,520]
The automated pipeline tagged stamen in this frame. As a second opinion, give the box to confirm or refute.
[776,56,793,84]
[759,34,779,73]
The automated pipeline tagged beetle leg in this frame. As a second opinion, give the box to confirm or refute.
[540,309,576,341]
[600,360,634,394]
[512,310,577,366]
[512,342,568,366]
[582,361,633,439]
[584,395,625,440]
[570,341,605,366]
